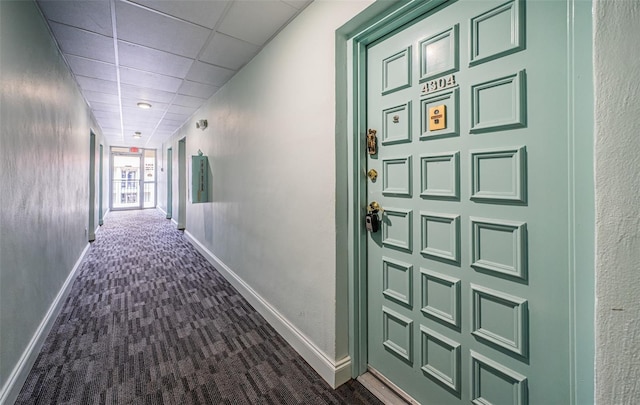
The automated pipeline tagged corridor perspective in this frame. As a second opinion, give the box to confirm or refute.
[15,210,380,404]
[2,0,640,404]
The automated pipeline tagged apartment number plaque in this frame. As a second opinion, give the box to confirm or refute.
[421,74,457,96]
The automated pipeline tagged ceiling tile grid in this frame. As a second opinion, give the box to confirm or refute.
[37,0,313,147]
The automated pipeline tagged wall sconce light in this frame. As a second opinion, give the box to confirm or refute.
[196,119,208,130]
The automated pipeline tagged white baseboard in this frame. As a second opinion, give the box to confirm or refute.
[0,243,91,405]
[171,218,178,227]
[184,231,351,388]
[157,206,167,216]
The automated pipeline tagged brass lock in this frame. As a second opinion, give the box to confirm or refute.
[367,169,378,181]
[368,201,383,213]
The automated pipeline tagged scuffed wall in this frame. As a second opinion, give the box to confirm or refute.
[594,0,640,403]
[0,0,107,396]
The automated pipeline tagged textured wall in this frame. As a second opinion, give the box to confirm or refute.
[157,0,373,364]
[0,0,106,394]
[594,0,640,403]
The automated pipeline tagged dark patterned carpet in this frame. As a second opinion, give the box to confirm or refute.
[16,209,381,405]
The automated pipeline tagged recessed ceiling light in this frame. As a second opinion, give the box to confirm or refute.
[137,102,152,109]
[133,131,142,138]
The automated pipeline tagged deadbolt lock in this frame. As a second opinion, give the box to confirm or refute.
[367,169,378,181]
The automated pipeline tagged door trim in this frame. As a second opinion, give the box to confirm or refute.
[177,138,187,230]
[109,149,144,211]
[88,130,96,242]
[166,147,173,219]
[336,0,594,402]
[98,144,104,226]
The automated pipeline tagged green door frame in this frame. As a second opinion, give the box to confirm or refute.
[88,130,96,242]
[335,0,594,403]
[98,143,104,226]
[177,138,186,230]
[166,147,173,219]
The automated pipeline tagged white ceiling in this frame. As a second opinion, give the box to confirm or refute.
[37,0,312,148]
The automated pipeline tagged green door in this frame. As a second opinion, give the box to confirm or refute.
[366,0,573,403]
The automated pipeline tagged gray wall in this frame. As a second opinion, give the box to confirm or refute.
[0,0,108,397]
[594,0,640,402]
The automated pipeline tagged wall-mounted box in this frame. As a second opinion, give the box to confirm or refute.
[191,155,208,203]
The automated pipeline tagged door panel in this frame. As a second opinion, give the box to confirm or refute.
[365,1,571,403]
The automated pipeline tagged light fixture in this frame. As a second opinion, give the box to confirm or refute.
[195,119,208,130]
[137,102,152,109]
[133,131,142,138]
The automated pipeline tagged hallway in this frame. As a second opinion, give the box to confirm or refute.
[15,210,380,405]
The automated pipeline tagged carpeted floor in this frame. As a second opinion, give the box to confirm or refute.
[15,209,381,405]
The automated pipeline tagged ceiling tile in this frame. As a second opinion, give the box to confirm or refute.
[125,121,161,134]
[128,0,229,29]
[122,114,164,125]
[177,80,219,99]
[200,32,259,70]
[97,118,123,130]
[118,41,194,78]
[156,119,181,129]
[163,112,190,122]
[122,112,164,124]
[120,84,175,104]
[115,1,211,58]
[83,90,120,105]
[123,122,155,130]
[122,121,161,130]
[186,61,235,86]
[65,55,117,81]
[156,123,182,133]
[172,94,207,108]
[48,21,115,63]
[37,0,113,36]
[90,101,121,113]
[218,1,297,46]
[119,67,183,93]
[76,76,119,95]
[93,110,121,121]
[281,0,312,10]
[167,105,197,116]
[101,129,122,137]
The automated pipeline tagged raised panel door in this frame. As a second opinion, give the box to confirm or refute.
[365,1,571,403]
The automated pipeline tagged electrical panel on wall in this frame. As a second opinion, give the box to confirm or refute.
[191,155,209,203]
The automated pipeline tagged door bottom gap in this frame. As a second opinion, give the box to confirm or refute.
[357,366,420,405]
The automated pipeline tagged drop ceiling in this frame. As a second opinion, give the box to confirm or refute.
[36,0,312,148]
